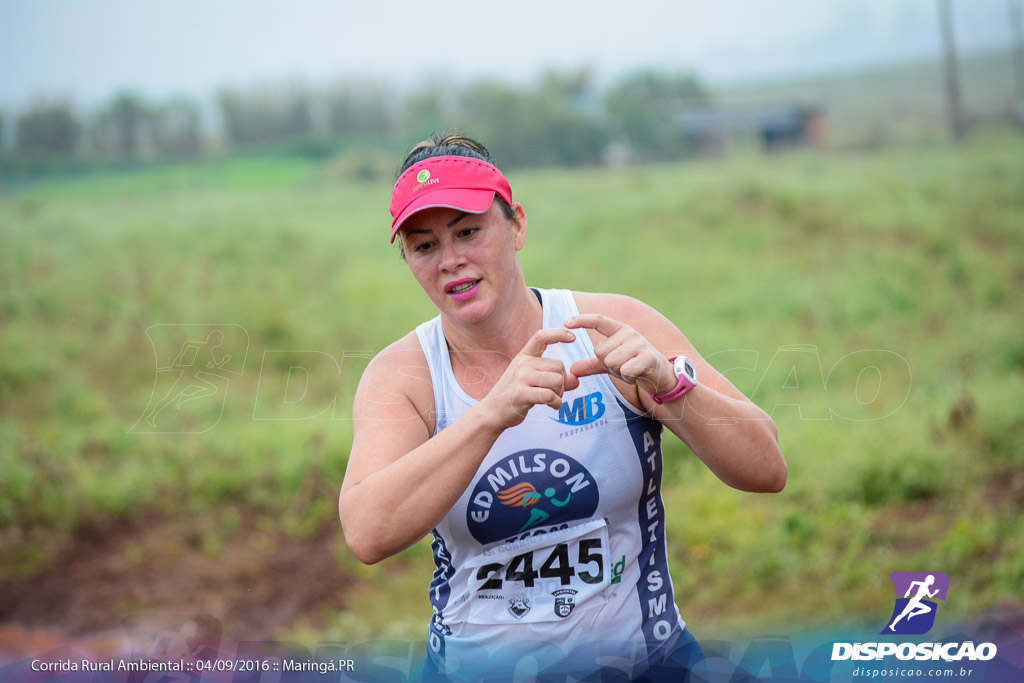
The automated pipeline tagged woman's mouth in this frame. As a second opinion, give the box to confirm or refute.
[445,279,481,300]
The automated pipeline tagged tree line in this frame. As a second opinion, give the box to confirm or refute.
[0,69,710,175]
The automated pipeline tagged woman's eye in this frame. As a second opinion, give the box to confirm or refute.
[413,241,434,253]
[458,227,479,239]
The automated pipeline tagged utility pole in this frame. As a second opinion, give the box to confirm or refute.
[938,0,967,142]
[1011,0,1024,108]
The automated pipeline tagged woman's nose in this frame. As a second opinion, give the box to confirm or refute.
[438,240,466,273]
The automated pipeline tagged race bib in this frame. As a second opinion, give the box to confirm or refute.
[462,519,611,624]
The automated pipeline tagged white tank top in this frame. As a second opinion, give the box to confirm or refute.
[415,288,686,677]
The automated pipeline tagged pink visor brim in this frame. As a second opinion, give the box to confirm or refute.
[389,155,512,243]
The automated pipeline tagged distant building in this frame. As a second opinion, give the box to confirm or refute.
[676,105,827,154]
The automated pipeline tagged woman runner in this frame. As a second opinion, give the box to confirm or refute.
[339,133,787,681]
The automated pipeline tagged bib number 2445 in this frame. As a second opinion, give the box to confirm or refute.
[475,539,604,591]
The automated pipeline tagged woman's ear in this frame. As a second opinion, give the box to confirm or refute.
[511,202,527,251]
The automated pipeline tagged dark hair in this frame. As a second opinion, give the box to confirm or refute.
[399,132,493,173]
[397,132,516,222]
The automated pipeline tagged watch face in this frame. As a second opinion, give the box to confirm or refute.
[680,357,697,383]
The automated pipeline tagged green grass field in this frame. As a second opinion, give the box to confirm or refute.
[1,128,1022,644]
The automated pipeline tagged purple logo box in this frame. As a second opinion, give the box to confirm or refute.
[889,571,949,602]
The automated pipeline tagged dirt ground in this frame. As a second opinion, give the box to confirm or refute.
[0,513,349,658]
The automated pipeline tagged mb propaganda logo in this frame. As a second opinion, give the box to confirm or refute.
[832,571,998,663]
[466,449,600,545]
[882,571,948,635]
[551,391,605,425]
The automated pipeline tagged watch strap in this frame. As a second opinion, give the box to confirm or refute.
[651,355,697,405]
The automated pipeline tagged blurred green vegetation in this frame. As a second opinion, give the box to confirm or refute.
[4,47,1020,181]
[1,127,1022,642]
[1,67,698,179]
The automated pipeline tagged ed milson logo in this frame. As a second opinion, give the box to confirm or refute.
[466,449,600,545]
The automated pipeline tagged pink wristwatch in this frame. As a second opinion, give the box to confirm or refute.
[651,356,698,405]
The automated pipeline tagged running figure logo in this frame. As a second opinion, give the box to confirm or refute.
[497,481,573,533]
[133,325,248,434]
[881,571,949,635]
[466,449,600,545]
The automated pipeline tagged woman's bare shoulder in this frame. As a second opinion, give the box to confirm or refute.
[572,290,656,320]
[356,330,433,417]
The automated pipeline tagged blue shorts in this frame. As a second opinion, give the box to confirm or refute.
[635,628,706,683]
[421,629,706,682]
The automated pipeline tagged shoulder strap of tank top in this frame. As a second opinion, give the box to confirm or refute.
[414,317,456,434]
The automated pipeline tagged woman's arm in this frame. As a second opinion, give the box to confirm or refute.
[339,328,579,564]
[569,293,786,493]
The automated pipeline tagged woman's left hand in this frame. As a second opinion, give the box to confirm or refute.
[564,314,678,399]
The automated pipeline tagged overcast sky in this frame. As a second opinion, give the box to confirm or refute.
[1,0,1017,109]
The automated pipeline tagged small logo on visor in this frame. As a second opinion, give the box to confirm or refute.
[416,170,430,183]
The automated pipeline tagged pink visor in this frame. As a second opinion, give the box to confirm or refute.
[389,155,513,243]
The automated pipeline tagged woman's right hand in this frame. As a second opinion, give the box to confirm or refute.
[342,327,580,563]
[480,328,580,429]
